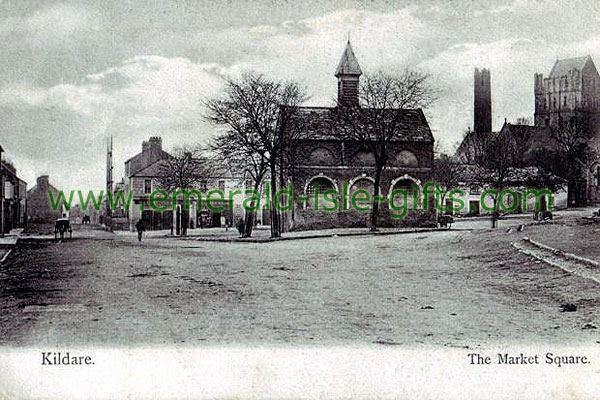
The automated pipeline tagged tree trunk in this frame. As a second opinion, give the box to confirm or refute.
[182,207,188,236]
[270,162,281,238]
[243,180,261,238]
[278,163,287,233]
[370,165,383,232]
[491,196,498,229]
[243,210,255,238]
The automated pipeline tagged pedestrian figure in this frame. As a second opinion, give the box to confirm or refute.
[236,218,245,237]
[135,219,145,242]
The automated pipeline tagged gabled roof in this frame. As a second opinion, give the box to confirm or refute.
[285,105,434,142]
[549,55,591,78]
[335,40,362,77]
[499,123,556,154]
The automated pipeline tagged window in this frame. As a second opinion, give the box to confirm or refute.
[200,180,208,193]
[309,147,335,165]
[144,179,152,194]
[395,150,419,167]
[306,177,334,195]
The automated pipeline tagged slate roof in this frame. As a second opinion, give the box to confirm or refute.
[285,106,434,142]
[335,41,362,77]
[549,55,591,78]
[125,149,171,176]
[130,159,170,177]
[455,123,556,164]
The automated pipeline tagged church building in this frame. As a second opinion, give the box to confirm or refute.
[534,56,600,204]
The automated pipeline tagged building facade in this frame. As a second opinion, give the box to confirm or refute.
[285,41,436,230]
[121,137,249,232]
[534,56,600,204]
[27,175,62,223]
[1,160,27,233]
[534,56,600,130]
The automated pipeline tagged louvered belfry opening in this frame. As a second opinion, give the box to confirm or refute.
[335,40,362,107]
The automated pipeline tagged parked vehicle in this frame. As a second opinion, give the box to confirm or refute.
[54,218,72,240]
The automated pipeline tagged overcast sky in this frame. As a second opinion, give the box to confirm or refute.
[1,0,599,191]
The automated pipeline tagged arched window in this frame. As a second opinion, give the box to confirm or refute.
[395,150,419,167]
[309,147,335,165]
[390,179,419,211]
[305,177,336,210]
[352,150,376,166]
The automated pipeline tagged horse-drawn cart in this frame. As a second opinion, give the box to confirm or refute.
[54,218,73,240]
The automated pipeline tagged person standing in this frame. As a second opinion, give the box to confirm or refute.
[135,219,145,242]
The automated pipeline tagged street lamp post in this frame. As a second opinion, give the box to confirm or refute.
[0,145,4,238]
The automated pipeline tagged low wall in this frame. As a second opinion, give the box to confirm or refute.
[290,207,436,231]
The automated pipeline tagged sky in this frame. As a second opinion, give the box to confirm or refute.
[1,0,599,192]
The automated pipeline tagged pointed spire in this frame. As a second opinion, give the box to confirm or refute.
[335,40,362,77]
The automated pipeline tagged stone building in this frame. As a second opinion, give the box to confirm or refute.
[122,137,247,232]
[27,175,62,223]
[534,56,600,204]
[283,41,435,229]
[1,159,27,233]
[474,68,492,134]
[534,55,600,130]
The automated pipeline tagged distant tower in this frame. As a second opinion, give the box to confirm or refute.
[474,68,492,133]
[335,40,362,106]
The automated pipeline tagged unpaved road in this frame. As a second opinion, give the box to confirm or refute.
[0,224,598,348]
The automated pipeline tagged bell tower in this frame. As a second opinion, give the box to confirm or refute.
[335,40,362,106]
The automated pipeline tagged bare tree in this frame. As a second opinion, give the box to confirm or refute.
[473,131,520,228]
[550,116,595,205]
[455,128,491,165]
[209,131,268,238]
[205,73,308,238]
[332,69,436,231]
[157,145,209,235]
[433,154,465,212]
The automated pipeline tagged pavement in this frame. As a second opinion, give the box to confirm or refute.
[0,229,22,264]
